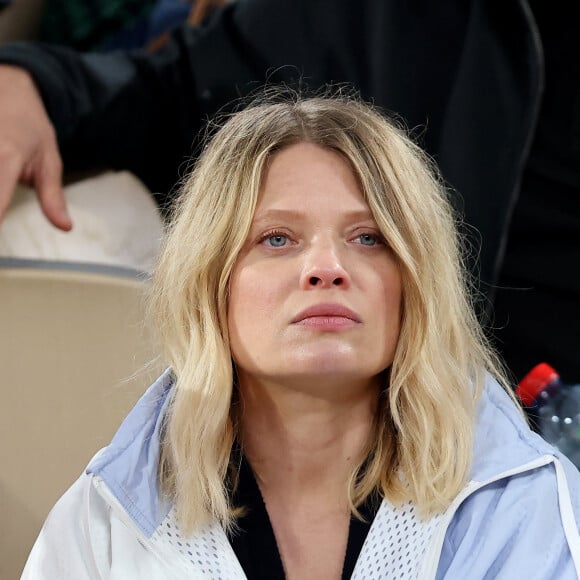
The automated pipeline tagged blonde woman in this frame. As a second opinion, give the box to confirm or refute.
[23,95,580,579]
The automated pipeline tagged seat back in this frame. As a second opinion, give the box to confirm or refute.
[0,258,162,579]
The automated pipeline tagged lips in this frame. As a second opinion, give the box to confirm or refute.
[291,303,361,324]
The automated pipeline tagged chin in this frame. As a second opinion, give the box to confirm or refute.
[286,351,375,379]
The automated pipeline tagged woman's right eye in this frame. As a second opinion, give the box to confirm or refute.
[258,230,290,248]
[263,234,288,247]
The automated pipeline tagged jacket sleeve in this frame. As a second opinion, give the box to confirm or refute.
[437,461,580,579]
[21,474,112,579]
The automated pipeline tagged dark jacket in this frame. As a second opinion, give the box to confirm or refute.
[0,0,542,289]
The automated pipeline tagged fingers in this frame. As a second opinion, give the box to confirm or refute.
[0,138,72,231]
[0,153,22,224]
[36,146,72,231]
[0,65,72,231]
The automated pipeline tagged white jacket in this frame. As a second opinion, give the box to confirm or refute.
[22,371,580,578]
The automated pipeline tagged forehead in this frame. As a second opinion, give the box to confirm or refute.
[253,142,371,219]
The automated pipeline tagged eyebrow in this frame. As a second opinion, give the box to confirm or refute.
[251,208,375,226]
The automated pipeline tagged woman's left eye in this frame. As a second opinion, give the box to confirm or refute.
[355,233,383,246]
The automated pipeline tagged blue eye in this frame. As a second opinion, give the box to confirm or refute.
[356,233,382,246]
[265,234,288,247]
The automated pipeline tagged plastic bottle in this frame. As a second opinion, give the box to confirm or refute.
[516,362,580,469]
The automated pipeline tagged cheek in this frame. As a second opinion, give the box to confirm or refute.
[228,271,253,368]
[227,266,283,342]
[376,264,403,335]
[228,266,289,372]
[377,255,402,297]
[389,274,403,320]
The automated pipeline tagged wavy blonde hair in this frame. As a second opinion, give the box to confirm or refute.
[150,93,510,534]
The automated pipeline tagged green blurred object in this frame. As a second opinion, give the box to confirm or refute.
[40,0,158,50]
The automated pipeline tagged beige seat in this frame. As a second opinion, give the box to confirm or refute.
[0,258,162,579]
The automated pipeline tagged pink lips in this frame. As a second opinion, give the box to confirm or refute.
[292,303,361,329]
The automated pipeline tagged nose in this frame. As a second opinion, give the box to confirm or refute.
[299,241,351,289]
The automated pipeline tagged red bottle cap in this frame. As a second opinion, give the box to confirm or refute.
[516,363,560,406]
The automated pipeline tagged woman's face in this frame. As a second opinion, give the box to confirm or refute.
[228,142,402,393]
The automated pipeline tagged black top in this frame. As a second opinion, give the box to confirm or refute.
[228,455,379,580]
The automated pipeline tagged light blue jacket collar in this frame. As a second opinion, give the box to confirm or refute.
[87,368,174,537]
[87,371,561,538]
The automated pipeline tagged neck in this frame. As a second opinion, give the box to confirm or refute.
[237,374,379,499]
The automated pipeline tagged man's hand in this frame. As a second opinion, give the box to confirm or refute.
[0,65,72,230]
